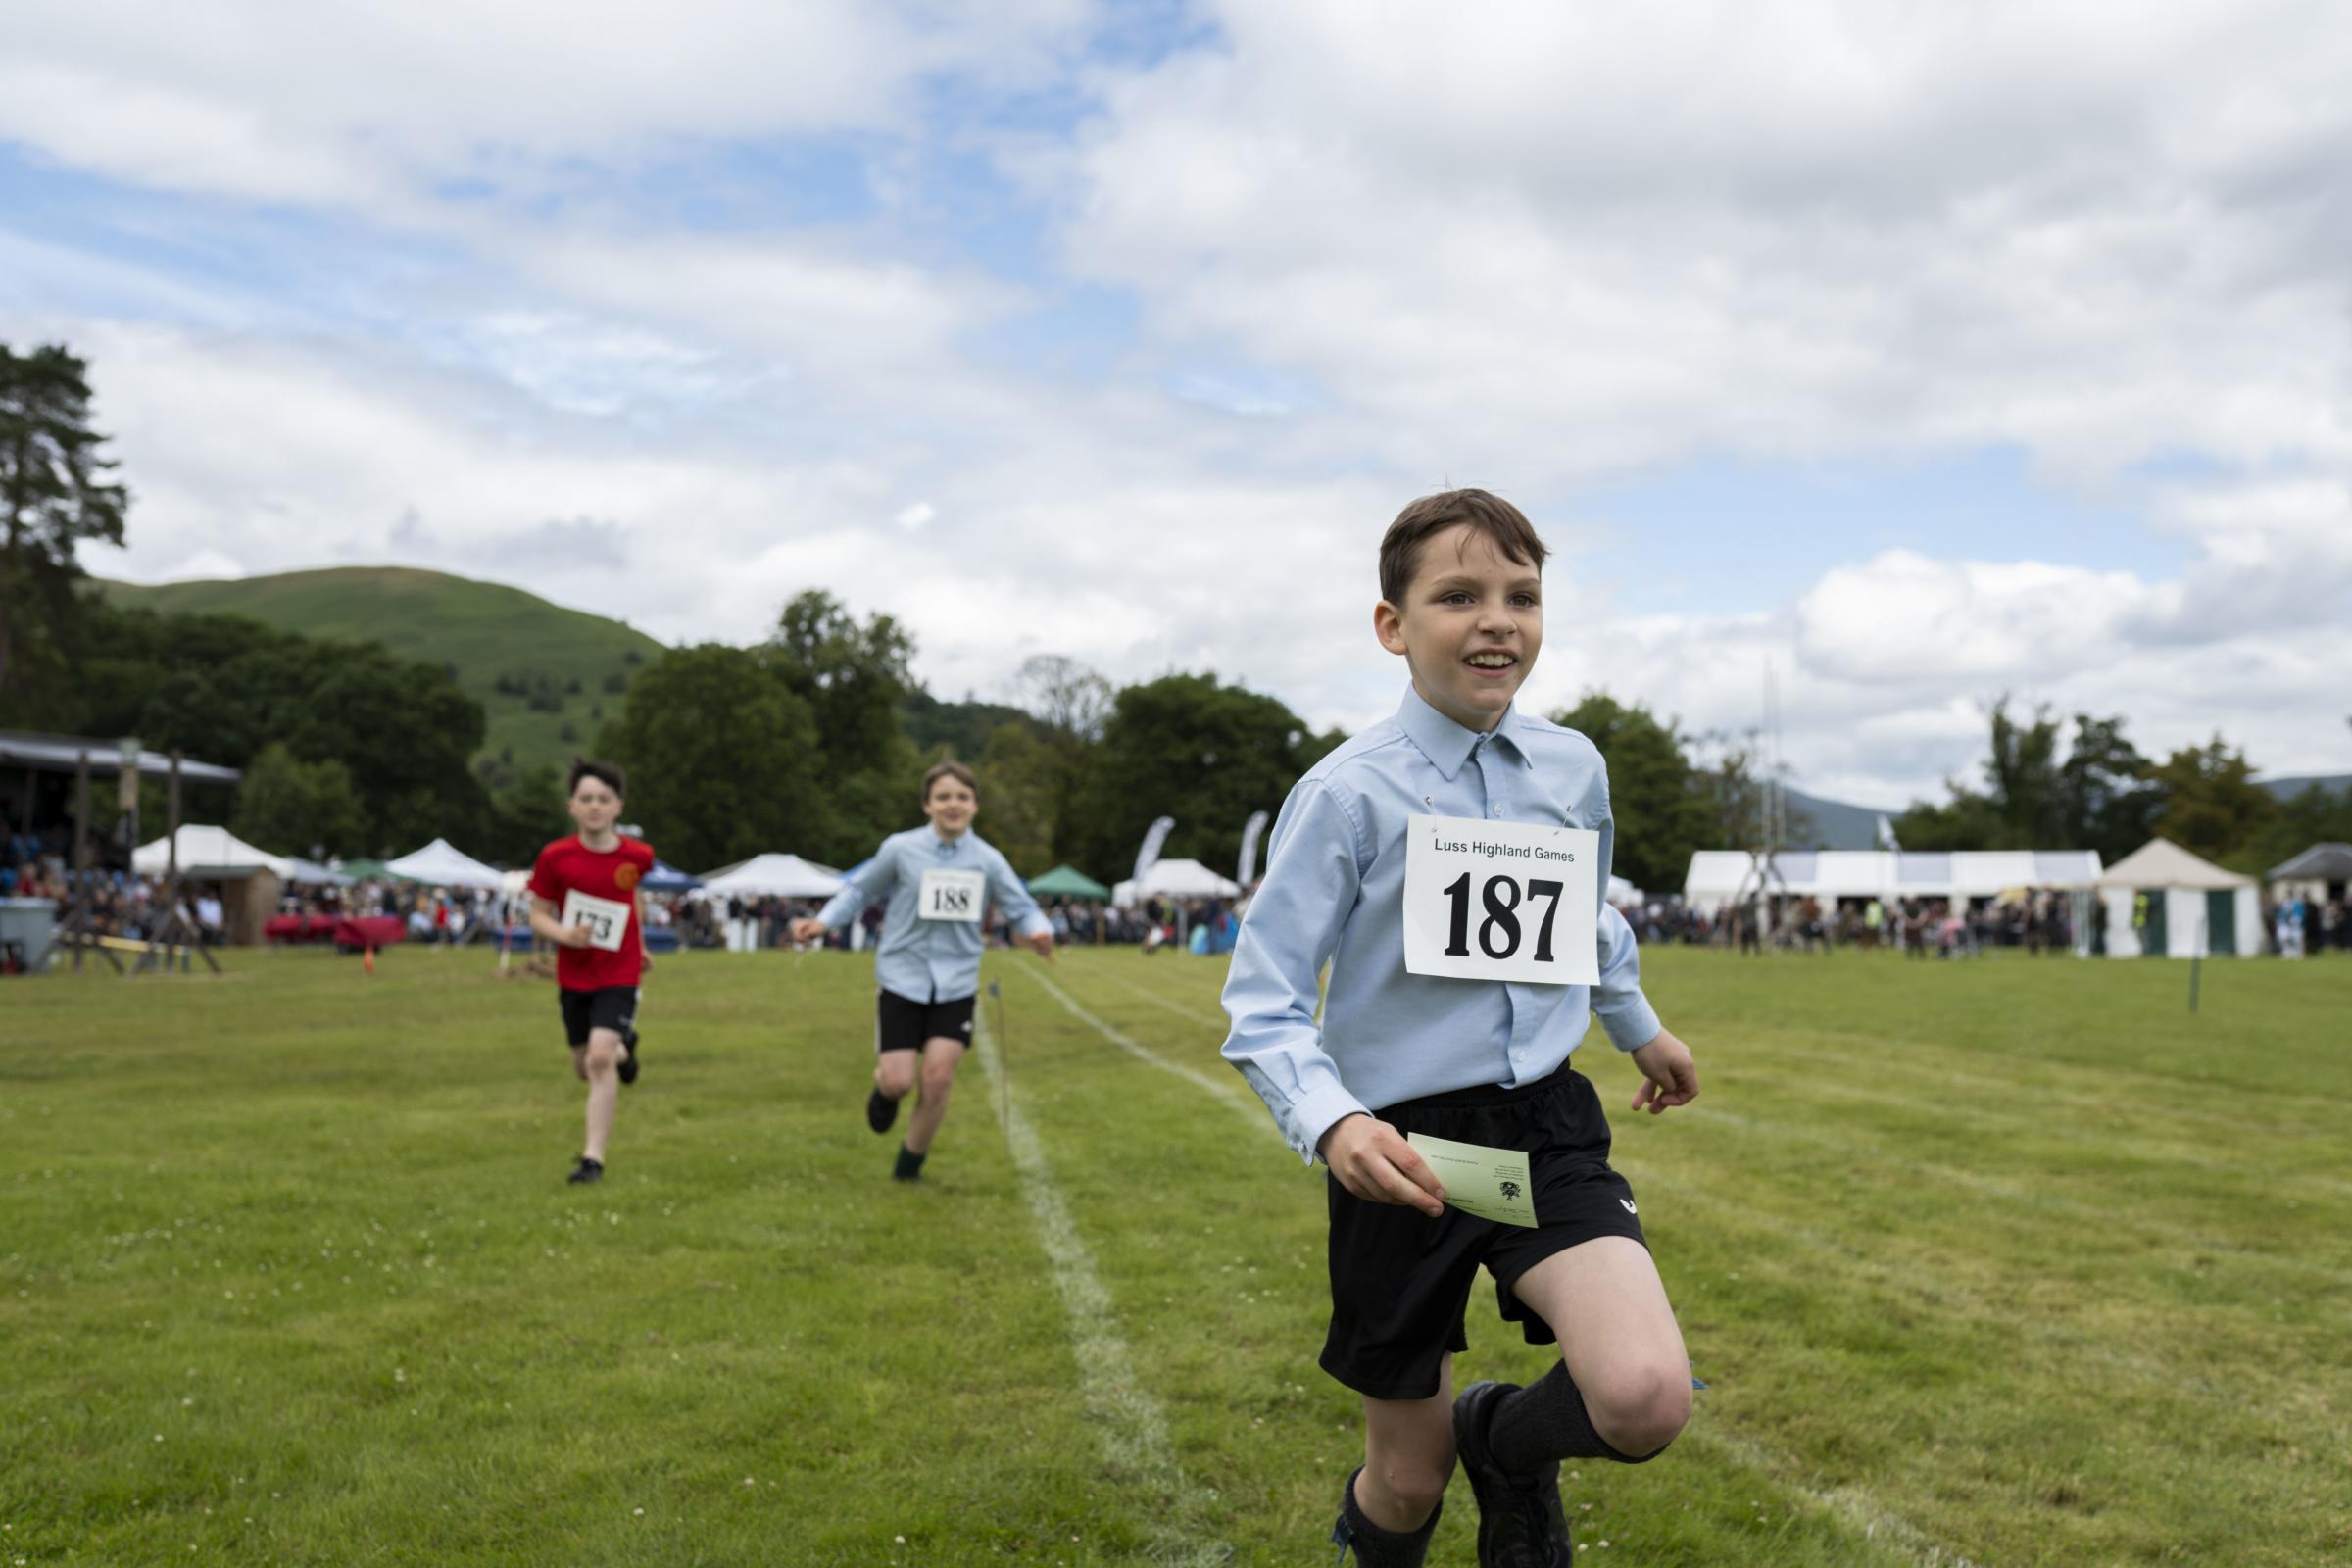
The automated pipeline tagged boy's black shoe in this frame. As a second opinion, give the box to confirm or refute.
[866,1087,898,1134]
[617,1032,641,1086]
[1454,1380,1570,1567]
[893,1145,927,1183]
[566,1156,605,1185]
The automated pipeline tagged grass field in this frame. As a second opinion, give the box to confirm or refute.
[4,947,2348,1566]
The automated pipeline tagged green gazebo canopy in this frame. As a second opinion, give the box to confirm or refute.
[334,858,401,881]
[1027,864,1110,900]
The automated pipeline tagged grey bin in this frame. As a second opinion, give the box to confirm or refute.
[0,897,58,975]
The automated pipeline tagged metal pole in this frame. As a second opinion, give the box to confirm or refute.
[2189,910,2205,1014]
[73,753,91,973]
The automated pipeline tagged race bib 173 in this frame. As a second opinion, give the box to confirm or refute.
[562,888,631,953]
[1401,814,1600,985]
[916,867,987,923]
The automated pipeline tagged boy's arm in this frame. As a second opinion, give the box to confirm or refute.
[529,895,588,948]
[792,846,896,940]
[1589,815,1696,1113]
[983,849,1055,958]
[1218,780,1374,1165]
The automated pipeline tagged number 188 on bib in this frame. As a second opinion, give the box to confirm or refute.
[1401,814,1601,986]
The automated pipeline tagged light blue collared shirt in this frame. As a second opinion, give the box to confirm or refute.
[1220,685,1663,1162]
[815,826,1051,1004]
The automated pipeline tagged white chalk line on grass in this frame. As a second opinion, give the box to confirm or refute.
[1025,957,1971,1568]
[1011,961,1271,1134]
[1091,963,1228,1029]
[970,1008,1232,1566]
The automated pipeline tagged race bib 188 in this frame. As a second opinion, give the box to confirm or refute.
[917,867,987,923]
[1402,814,1600,985]
[562,888,631,953]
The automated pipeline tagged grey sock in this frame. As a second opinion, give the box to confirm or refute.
[1334,1466,1441,1567]
[1485,1363,1660,1471]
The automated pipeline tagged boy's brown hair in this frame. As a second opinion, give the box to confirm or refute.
[568,757,625,799]
[1377,488,1550,606]
[921,759,979,806]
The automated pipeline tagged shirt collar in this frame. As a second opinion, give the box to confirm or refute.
[1395,684,1529,781]
[927,826,962,854]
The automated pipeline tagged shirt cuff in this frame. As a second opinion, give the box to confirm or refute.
[1017,911,1052,940]
[1595,991,1663,1053]
[1288,1082,1373,1166]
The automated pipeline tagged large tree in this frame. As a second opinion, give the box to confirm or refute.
[0,343,129,717]
[2147,736,2276,863]
[762,590,921,861]
[1549,692,1713,893]
[74,602,493,856]
[1077,672,1335,879]
[596,643,826,872]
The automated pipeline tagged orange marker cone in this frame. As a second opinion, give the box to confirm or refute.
[364,944,376,976]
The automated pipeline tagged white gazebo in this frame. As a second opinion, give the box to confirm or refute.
[132,825,291,880]
[1112,858,1242,907]
[2091,839,2260,958]
[384,837,508,891]
[699,854,845,899]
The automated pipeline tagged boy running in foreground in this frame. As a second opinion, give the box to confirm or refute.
[528,760,656,1186]
[790,761,1054,1182]
[1219,490,1701,1566]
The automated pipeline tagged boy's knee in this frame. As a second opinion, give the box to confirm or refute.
[1368,1455,1450,1522]
[1588,1364,1691,1458]
[584,1038,622,1076]
[876,1056,917,1098]
[917,1058,958,1098]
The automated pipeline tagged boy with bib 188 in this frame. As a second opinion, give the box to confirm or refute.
[1219,490,1701,1567]
[791,760,1054,1182]
[528,759,656,1187]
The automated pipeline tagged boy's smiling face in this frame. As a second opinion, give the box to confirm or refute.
[1374,522,1544,733]
[923,775,978,838]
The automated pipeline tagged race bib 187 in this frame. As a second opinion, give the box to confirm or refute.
[562,888,631,953]
[917,867,987,923]
[1402,814,1600,985]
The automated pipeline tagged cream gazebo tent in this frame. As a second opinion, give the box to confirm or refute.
[2092,839,2260,958]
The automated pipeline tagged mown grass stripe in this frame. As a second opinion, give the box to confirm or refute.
[969,1007,1233,1566]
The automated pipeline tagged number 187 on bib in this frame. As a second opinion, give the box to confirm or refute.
[1401,815,1601,986]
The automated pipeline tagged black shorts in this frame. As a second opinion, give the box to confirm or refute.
[875,987,975,1054]
[1322,1062,1646,1401]
[559,986,639,1048]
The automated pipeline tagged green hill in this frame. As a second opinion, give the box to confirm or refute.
[98,567,667,788]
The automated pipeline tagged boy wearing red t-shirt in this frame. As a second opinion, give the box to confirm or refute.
[528,759,657,1186]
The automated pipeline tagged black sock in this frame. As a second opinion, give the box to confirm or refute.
[894,1145,927,1180]
[1485,1363,1660,1471]
[1335,1467,1440,1568]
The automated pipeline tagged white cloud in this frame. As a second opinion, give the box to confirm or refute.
[11,0,2352,811]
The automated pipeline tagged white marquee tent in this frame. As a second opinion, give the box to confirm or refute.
[384,837,508,891]
[699,854,845,899]
[2092,839,2260,958]
[132,825,290,880]
[1683,849,2103,908]
[1112,858,1242,907]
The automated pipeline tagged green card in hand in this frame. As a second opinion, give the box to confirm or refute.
[1407,1132,1538,1228]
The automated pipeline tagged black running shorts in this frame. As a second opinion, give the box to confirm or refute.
[875,987,976,1054]
[559,985,639,1048]
[1321,1061,1646,1401]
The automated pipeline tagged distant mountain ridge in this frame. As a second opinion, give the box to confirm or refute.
[98,566,666,787]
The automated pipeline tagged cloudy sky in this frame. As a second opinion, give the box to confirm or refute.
[6,0,2348,806]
